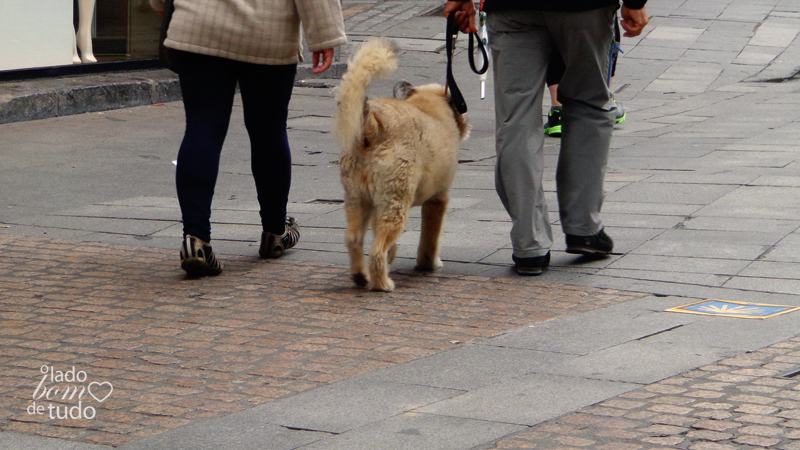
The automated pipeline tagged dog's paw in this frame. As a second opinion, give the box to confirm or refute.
[352,273,369,287]
[415,256,443,271]
[369,277,395,292]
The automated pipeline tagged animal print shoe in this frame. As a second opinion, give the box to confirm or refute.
[180,235,223,276]
[259,217,300,258]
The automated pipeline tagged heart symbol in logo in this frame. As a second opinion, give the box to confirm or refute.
[88,381,113,402]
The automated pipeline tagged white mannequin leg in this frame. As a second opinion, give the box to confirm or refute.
[75,0,97,63]
[72,31,81,63]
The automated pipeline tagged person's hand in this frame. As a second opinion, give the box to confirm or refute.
[149,0,165,13]
[620,6,649,37]
[312,48,335,74]
[443,1,478,34]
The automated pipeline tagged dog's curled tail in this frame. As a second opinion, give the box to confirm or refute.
[335,38,398,150]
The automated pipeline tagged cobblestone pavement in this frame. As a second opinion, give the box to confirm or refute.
[489,339,800,450]
[0,234,643,446]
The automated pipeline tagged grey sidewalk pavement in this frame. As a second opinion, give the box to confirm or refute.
[5,0,800,448]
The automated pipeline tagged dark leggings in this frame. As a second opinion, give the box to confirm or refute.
[174,50,297,243]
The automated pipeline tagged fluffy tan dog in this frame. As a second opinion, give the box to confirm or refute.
[335,39,469,292]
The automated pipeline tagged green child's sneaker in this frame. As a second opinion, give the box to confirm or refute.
[544,107,563,137]
[614,102,627,124]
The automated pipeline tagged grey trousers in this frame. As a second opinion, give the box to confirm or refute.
[488,7,618,258]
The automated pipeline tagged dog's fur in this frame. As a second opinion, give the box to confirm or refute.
[335,39,469,292]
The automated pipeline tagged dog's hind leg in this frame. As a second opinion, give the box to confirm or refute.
[345,201,372,287]
[387,242,398,265]
[368,205,409,292]
[416,199,447,271]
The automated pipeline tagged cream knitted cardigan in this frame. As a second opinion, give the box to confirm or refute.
[150,0,347,65]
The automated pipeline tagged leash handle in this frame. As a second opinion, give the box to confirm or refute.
[477,11,488,99]
[468,25,489,76]
[446,13,468,114]
[446,12,489,114]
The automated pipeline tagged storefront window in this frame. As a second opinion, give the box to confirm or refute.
[0,0,161,72]
[89,0,161,61]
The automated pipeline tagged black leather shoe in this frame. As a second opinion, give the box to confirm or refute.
[512,251,550,276]
[565,229,613,256]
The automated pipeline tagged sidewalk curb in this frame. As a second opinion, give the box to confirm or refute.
[0,63,346,125]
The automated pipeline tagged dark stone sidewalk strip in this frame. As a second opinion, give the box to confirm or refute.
[0,234,643,446]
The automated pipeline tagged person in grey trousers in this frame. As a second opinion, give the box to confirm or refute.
[445,0,649,275]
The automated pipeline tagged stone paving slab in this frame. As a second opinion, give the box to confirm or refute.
[0,432,107,450]
[0,234,643,447]
[359,345,576,391]
[122,422,320,450]
[484,299,696,356]
[294,413,522,450]
[414,374,636,426]
[201,377,462,435]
